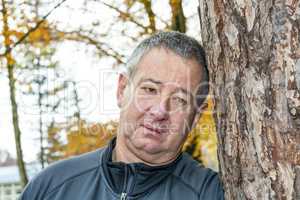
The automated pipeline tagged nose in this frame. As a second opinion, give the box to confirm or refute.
[148,96,169,121]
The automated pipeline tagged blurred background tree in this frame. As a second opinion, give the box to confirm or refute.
[0,0,219,189]
[0,0,64,186]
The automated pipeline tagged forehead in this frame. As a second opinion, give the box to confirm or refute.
[132,47,202,91]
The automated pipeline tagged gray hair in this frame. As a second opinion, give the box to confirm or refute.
[125,31,209,107]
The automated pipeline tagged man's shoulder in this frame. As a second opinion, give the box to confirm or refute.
[172,153,219,187]
[172,153,224,199]
[40,148,103,179]
[20,148,105,200]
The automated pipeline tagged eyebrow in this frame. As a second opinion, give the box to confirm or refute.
[138,78,194,98]
[139,78,163,85]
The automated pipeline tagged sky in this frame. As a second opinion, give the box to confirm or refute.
[0,0,201,162]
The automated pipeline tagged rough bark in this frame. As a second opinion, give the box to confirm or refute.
[198,0,300,199]
[1,0,28,187]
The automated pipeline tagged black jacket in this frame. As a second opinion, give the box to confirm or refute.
[20,138,224,200]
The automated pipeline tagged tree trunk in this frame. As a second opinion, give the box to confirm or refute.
[38,83,45,169]
[7,64,29,187]
[169,0,186,32]
[198,0,300,199]
[1,0,28,187]
[139,0,156,32]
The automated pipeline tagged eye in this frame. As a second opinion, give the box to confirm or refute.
[172,96,188,106]
[141,86,157,94]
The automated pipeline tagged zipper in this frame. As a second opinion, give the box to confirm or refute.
[120,165,128,200]
[120,192,127,200]
[120,164,136,200]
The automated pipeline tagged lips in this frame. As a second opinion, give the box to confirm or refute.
[142,123,167,135]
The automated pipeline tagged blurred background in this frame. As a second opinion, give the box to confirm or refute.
[0,0,218,198]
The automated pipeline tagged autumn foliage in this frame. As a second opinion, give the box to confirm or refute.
[64,121,117,157]
[183,98,218,170]
[47,120,117,162]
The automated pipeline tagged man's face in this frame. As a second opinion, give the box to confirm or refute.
[117,47,203,164]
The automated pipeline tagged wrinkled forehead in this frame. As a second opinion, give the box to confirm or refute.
[130,48,203,94]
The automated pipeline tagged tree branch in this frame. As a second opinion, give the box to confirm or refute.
[100,1,148,32]
[0,0,68,58]
[137,0,156,32]
[51,29,126,64]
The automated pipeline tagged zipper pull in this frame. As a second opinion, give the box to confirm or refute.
[120,192,127,200]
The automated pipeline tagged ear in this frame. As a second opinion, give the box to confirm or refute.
[117,74,128,108]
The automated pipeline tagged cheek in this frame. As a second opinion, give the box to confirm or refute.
[121,98,146,123]
[133,95,154,112]
[170,112,194,132]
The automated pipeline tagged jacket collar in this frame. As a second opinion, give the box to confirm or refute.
[101,137,182,197]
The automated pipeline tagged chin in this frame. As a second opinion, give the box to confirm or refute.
[143,143,165,153]
[131,137,164,153]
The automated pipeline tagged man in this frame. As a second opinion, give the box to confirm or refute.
[20,31,224,200]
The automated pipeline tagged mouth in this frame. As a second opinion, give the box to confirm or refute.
[142,123,167,135]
